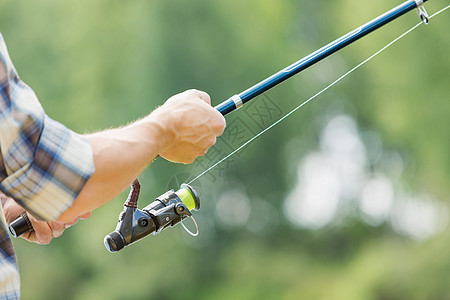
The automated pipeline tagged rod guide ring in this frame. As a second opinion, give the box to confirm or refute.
[414,0,429,24]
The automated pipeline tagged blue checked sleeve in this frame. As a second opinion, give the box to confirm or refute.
[0,34,95,221]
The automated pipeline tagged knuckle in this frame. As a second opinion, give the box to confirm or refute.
[208,137,217,147]
[188,89,211,104]
[53,230,64,238]
[186,88,198,94]
[38,235,52,245]
[183,156,196,164]
[185,89,200,98]
[40,239,51,245]
[212,117,226,135]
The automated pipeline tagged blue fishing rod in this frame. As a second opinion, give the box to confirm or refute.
[215,0,430,115]
[8,0,433,251]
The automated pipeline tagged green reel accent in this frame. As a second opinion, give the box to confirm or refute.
[176,184,200,211]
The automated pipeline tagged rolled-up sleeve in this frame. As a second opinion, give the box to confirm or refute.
[0,34,95,221]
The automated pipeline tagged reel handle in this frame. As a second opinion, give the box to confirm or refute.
[8,212,34,238]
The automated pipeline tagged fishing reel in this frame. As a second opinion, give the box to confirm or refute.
[104,179,200,253]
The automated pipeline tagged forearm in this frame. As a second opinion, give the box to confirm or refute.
[57,115,164,222]
[57,89,225,223]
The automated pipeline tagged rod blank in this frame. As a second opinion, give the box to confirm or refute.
[215,0,428,115]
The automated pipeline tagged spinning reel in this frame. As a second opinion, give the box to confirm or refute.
[104,179,200,252]
[8,179,200,253]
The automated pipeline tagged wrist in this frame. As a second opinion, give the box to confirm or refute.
[145,108,176,155]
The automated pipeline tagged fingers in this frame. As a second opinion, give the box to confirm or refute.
[0,192,10,206]
[212,113,226,136]
[187,89,226,136]
[21,212,91,244]
[193,91,226,136]
[183,136,218,163]
[171,89,225,134]
[186,89,211,104]
[78,211,92,220]
[1,194,26,223]
[26,215,53,244]
[48,221,66,238]
[2,193,92,244]
[158,88,226,164]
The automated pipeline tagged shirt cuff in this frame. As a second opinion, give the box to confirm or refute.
[0,116,95,221]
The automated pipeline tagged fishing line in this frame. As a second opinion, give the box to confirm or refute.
[7,3,449,248]
[188,4,449,185]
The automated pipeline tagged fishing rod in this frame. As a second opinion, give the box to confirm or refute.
[8,0,434,251]
[216,0,430,115]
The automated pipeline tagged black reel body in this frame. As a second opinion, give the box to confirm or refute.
[104,180,200,253]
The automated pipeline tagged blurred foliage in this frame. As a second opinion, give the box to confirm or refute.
[1,0,449,299]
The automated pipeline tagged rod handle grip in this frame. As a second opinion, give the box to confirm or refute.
[8,212,34,238]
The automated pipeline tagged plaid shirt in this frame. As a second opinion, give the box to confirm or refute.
[0,33,95,299]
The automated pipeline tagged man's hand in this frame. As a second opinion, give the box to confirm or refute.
[1,193,90,244]
[58,89,225,222]
[150,89,226,164]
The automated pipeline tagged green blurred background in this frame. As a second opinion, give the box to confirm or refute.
[1,0,449,299]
